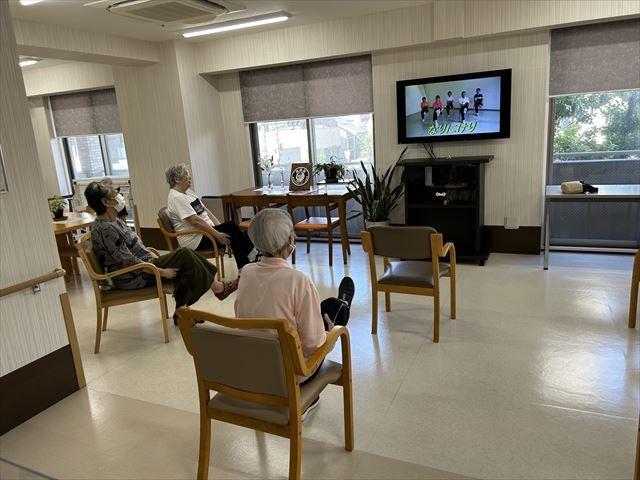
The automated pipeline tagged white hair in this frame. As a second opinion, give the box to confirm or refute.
[248,208,294,257]
[165,164,189,188]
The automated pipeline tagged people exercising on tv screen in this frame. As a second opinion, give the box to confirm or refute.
[458,91,470,122]
[420,96,429,122]
[432,95,443,127]
[445,91,454,117]
[473,88,484,116]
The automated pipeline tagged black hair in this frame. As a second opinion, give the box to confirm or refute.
[447,91,452,95]
[84,181,112,215]
[421,96,426,101]
[476,88,481,92]
[435,95,440,100]
[462,91,466,95]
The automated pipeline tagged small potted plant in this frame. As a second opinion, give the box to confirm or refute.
[49,195,67,220]
[314,155,346,184]
[347,148,407,228]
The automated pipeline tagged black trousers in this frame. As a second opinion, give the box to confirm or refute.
[420,107,429,120]
[474,100,482,114]
[460,105,468,121]
[197,221,254,269]
[300,297,350,386]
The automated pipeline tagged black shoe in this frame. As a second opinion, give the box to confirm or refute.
[338,276,355,307]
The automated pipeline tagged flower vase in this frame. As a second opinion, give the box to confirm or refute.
[267,172,273,190]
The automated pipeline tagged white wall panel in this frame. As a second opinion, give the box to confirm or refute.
[0,2,69,376]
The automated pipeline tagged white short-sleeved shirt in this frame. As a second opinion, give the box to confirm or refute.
[459,96,470,106]
[166,188,214,250]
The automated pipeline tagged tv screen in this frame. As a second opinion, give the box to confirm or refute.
[397,69,511,143]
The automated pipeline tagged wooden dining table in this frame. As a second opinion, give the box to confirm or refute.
[222,184,354,261]
[52,211,95,281]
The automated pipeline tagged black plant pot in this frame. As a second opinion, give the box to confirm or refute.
[325,168,340,183]
[53,208,64,219]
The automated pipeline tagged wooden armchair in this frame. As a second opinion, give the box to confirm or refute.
[157,207,224,280]
[76,232,173,354]
[287,194,347,267]
[229,194,270,230]
[361,226,456,342]
[177,308,354,480]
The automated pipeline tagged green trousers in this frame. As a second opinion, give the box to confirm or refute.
[150,248,217,308]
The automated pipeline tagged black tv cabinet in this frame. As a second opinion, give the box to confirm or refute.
[398,155,493,265]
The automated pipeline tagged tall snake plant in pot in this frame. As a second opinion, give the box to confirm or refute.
[348,147,407,229]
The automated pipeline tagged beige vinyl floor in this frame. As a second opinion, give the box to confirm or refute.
[1,247,638,480]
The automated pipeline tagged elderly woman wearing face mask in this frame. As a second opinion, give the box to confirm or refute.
[85,182,239,323]
[234,208,355,417]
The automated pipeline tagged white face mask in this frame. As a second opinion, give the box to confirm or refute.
[114,193,126,213]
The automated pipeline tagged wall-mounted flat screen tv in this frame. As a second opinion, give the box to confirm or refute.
[397,69,512,143]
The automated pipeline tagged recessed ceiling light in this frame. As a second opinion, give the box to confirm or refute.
[182,12,290,38]
[19,58,40,67]
[19,0,44,6]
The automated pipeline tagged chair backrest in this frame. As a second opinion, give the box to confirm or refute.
[230,195,269,223]
[178,309,305,401]
[286,193,332,208]
[76,232,104,276]
[367,225,436,259]
[157,207,179,250]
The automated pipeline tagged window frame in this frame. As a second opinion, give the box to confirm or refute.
[249,114,375,187]
[60,133,129,182]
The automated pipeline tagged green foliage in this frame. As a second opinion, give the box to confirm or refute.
[313,156,346,180]
[347,148,407,222]
[553,90,640,154]
[49,195,66,213]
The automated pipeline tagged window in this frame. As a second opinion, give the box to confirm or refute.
[252,113,374,185]
[310,114,374,178]
[254,120,309,187]
[63,133,129,180]
[548,90,640,247]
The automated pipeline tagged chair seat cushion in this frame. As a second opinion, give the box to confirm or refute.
[295,217,340,230]
[101,283,173,305]
[378,260,449,288]
[208,360,343,426]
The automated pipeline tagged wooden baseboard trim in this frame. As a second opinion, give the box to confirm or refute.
[486,226,541,254]
[0,345,79,435]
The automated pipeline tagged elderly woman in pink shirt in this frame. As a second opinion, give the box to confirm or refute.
[235,208,354,417]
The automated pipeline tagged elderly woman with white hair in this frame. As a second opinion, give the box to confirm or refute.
[235,208,354,417]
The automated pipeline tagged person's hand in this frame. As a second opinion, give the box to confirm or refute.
[159,268,178,279]
[214,231,231,246]
[323,313,335,330]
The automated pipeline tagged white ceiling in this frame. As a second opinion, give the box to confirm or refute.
[10,0,429,43]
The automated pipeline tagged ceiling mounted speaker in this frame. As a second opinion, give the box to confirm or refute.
[105,0,245,28]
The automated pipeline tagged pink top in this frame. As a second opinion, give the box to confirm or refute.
[433,100,443,110]
[234,257,327,359]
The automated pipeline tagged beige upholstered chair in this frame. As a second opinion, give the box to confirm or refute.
[361,226,456,342]
[157,207,224,280]
[287,194,347,267]
[629,249,640,328]
[177,308,354,480]
[76,232,173,353]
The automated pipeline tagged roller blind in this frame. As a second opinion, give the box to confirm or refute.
[239,55,373,122]
[549,19,640,96]
[50,88,122,137]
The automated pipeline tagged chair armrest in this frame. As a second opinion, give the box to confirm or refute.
[301,326,350,377]
[90,262,162,287]
[164,229,220,255]
[147,247,161,258]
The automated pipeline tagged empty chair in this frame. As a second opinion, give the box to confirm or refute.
[229,194,270,230]
[177,308,354,480]
[361,226,456,342]
[157,207,224,280]
[287,194,347,267]
[76,232,173,353]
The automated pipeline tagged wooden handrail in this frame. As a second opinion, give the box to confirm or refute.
[0,269,66,298]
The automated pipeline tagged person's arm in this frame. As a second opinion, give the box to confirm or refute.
[295,278,328,358]
[185,214,230,246]
[203,206,221,226]
[100,225,175,278]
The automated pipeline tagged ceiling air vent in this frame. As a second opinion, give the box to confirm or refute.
[106,0,245,28]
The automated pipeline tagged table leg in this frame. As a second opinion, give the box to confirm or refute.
[337,199,349,263]
[543,200,551,270]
